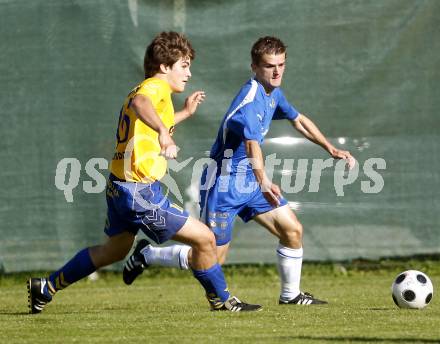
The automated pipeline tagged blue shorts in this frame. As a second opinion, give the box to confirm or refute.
[104,174,189,244]
[199,168,287,246]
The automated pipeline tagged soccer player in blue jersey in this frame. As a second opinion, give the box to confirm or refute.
[27,31,261,314]
[123,36,355,305]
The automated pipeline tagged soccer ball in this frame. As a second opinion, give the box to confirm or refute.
[391,270,433,309]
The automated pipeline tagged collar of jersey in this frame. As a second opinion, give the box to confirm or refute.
[252,77,277,97]
[147,77,172,93]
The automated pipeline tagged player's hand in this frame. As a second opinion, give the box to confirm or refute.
[184,91,206,117]
[260,179,282,207]
[329,147,356,170]
[158,129,178,159]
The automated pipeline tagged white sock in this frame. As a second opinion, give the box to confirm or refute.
[277,244,303,301]
[141,244,191,270]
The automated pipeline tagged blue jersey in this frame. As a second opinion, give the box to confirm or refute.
[209,78,299,175]
[200,78,298,245]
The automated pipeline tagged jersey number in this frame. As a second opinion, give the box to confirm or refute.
[116,109,130,143]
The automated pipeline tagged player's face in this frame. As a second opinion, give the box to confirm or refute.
[252,53,286,93]
[167,56,192,93]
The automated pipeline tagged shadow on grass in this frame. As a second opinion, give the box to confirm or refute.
[0,311,29,315]
[290,336,440,343]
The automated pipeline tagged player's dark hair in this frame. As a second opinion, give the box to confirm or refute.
[251,36,287,65]
[144,31,195,78]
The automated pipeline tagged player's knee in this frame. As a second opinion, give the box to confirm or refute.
[280,220,303,245]
[202,230,217,250]
[193,229,216,252]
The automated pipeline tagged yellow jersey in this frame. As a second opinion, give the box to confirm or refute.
[110,77,174,182]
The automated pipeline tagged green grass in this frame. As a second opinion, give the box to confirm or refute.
[1,260,439,343]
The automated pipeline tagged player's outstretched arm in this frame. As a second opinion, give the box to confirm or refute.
[131,94,177,159]
[245,140,281,207]
[174,91,206,124]
[291,114,355,169]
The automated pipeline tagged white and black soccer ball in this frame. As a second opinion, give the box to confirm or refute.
[391,270,433,309]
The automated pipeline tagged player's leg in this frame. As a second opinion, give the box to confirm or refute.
[123,240,230,287]
[253,205,303,300]
[124,240,191,275]
[122,180,261,311]
[89,232,135,267]
[172,216,217,269]
[28,175,137,314]
[253,204,302,248]
[172,216,261,311]
[123,175,236,280]
[216,243,231,265]
[28,231,135,314]
[121,180,195,282]
[49,231,135,290]
[163,240,230,267]
[254,205,326,305]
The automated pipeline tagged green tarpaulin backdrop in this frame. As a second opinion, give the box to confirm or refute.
[1,0,439,271]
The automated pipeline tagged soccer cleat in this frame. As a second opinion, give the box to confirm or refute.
[27,278,53,314]
[210,296,263,312]
[122,239,150,285]
[279,292,328,305]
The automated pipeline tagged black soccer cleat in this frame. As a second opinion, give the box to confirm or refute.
[27,278,53,314]
[279,292,328,305]
[123,239,150,285]
[210,296,263,312]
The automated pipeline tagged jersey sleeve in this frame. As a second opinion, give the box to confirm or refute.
[227,105,263,142]
[136,81,164,108]
[273,90,299,121]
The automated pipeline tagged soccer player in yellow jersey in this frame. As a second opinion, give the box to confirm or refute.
[28,32,261,313]
[123,36,356,306]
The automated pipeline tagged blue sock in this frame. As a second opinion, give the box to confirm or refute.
[192,263,230,303]
[48,248,96,291]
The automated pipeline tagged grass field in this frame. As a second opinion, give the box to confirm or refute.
[1,259,439,344]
